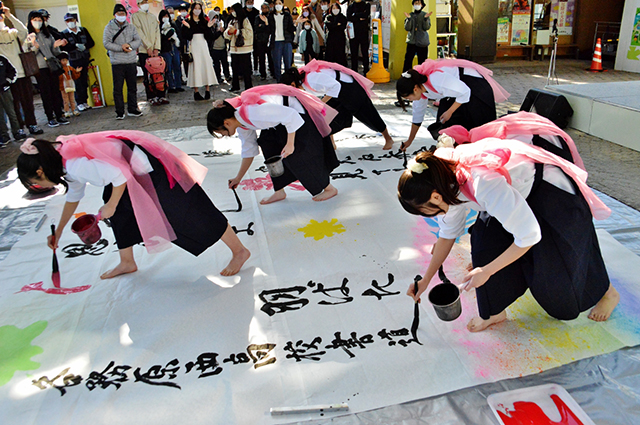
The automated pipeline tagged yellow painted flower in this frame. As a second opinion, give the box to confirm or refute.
[297,219,346,241]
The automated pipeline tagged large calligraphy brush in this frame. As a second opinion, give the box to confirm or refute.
[222,188,242,213]
[410,275,423,344]
[400,143,408,168]
[51,223,60,288]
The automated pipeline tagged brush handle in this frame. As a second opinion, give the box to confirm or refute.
[51,224,59,273]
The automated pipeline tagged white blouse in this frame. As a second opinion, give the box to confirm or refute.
[411,66,482,125]
[65,145,153,203]
[436,138,575,248]
[303,69,354,98]
[235,95,306,159]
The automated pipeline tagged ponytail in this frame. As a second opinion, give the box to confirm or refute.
[207,101,237,137]
[397,150,462,217]
[17,139,68,192]
[395,69,428,111]
[280,67,306,88]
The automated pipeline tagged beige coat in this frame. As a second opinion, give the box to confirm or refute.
[131,10,161,54]
[0,14,28,78]
[224,18,253,54]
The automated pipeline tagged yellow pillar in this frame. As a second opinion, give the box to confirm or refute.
[388,0,437,80]
[68,0,118,106]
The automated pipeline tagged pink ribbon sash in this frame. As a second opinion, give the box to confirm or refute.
[300,59,377,99]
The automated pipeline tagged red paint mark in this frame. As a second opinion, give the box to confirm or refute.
[498,394,584,425]
[239,176,305,191]
[16,281,91,295]
[52,272,60,289]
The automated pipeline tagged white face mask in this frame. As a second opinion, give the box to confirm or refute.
[180,11,188,17]
[246,4,254,9]
[139,3,150,12]
[232,11,236,17]
[66,21,77,29]
[304,24,311,30]
[193,9,201,16]
[413,4,422,10]
[115,15,127,23]
[321,5,328,11]
[331,8,339,15]
[163,17,170,24]
[275,4,283,11]
[32,21,43,30]
[302,11,309,17]
[311,0,317,3]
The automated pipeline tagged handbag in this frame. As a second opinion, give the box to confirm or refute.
[17,39,40,77]
[234,21,245,47]
[46,56,63,76]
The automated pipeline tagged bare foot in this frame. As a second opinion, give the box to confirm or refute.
[312,185,338,202]
[100,262,138,279]
[260,190,286,205]
[221,248,251,276]
[588,284,619,322]
[382,137,394,150]
[467,311,507,332]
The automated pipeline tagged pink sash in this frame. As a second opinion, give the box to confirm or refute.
[435,139,610,220]
[413,59,510,103]
[57,131,208,254]
[300,59,377,98]
[226,85,338,137]
[441,111,585,170]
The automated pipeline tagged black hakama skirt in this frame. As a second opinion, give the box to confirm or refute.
[471,162,610,320]
[103,139,228,256]
[257,112,340,196]
[327,79,387,135]
[431,68,497,140]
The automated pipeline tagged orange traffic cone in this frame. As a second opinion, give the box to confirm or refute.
[587,38,605,72]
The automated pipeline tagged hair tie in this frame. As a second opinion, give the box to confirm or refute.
[436,134,455,149]
[212,99,225,108]
[20,138,39,155]
[402,71,411,78]
[407,158,428,174]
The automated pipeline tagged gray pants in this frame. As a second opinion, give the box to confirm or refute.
[112,63,138,116]
[0,89,21,139]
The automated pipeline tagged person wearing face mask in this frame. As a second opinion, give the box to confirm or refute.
[132,0,166,106]
[268,0,295,82]
[346,0,370,75]
[175,4,190,81]
[296,6,324,62]
[182,2,218,101]
[254,3,275,81]
[24,10,69,128]
[37,9,63,40]
[320,0,331,20]
[103,4,143,120]
[61,13,95,112]
[298,19,319,64]
[306,0,325,59]
[323,4,348,67]
[0,5,42,137]
[224,2,253,93]
[159,9,184,94]
[403,0,431,73]
[244,0,260,76]
[208,10,231,85]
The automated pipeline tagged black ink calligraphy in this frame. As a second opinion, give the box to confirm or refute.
[330,168,367,180]
[62,239,109,258]
[232,222,254,235]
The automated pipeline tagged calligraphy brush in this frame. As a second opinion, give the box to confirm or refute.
[410,275,422,344]
[400,143,408,168]
[51,223,60,288]
[222,188,242,213]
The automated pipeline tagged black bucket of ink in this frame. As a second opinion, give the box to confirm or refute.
[265,155,285,178]
[428,266,461,321]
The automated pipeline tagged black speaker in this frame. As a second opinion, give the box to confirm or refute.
[520,89,574,129]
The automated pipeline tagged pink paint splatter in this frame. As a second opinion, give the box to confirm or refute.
[16,281,91,295]
[239,175,305,191]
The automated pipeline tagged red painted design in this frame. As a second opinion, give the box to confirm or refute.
[498,394,584,425]
[16,281,92,295]
[239,176,305,191]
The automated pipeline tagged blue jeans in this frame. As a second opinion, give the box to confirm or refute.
[272,41,292,82]
[162,46,182,90]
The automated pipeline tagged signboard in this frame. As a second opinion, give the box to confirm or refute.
[550,0,575,35]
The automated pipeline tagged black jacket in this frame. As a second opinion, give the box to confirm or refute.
[253,13,271,46]
[347,1,370,36]
[245,7,259,28]
[61,27,95,63]
[268,12,295,45]
[181,18,214,42]
[0,55,17,91]
[324,13,347,48]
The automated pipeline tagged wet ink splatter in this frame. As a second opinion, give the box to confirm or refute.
[0,321,47,386]
[298,219,346,240]
[202,149,233,158]
[239,176,305,191]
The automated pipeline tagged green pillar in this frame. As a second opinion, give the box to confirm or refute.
[388,0,437,80]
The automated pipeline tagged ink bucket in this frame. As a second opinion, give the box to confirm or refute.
[71,214,101,245]
[428,282,462,321]
[265,155,285,178]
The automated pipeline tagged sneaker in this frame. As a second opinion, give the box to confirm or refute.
[57,117,70,125]
[203,91,210,100]
[64,112,72,118]
[28,125,44,135]
[47,119,60,128]
[194,92,204,101]
[116,113,125,120]
[127,110,143,117]
[168,88,178,94]
[82,103,92,110]
[77,103,86,112]
[13,129,28,141]
[176,87,185,92]
[0,139,9,148]
[73,109,81,116]
[159,97,170,105]
[149,98,159,106]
